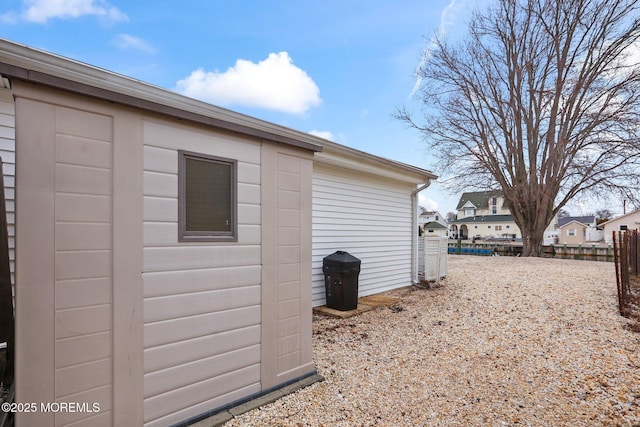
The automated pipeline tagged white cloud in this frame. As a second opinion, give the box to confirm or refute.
[410,0,466,98]
[308,130,334,141]
[22,0,128,24]
[113,34,155,53]
[175,52,322,114]
[418,192,439,211]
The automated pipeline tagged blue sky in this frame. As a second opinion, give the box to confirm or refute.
[0,0,492,214]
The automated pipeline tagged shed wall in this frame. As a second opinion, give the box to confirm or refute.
[14,83,144,426]
[141,117,263,426]
[12,81,316,427]
[312,163,414,307]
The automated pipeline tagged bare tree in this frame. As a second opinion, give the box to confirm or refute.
[399,0,640,256]
[595,208,614,223]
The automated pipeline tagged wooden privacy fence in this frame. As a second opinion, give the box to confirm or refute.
[447,241,615,261]
[612,230,640,317]
[544,244,614,262]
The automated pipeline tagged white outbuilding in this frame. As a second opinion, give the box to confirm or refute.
[312,141,436,306]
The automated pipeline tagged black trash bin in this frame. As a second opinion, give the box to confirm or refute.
[322,251,361,311]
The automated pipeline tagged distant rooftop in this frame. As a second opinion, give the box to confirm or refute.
[557,215,596,227]
[456,190,507,210]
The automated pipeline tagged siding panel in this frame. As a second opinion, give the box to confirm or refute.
[143,196,177,222]
[143,325,261,373]
[144,366,260,427]
[56,194,111,223]
[56,250,111,281]
[53,385,111,427]
[56,134,111,169]
[312,164,414,306]
[55,278,111,310]
[55,305,111,339]
[55,358,111,399]
[144,345,260,398]
[143,265,261,297]
[143,118,261,165]
[55,223,111,251]
[144,306,260,348]
[56,163,111,195]
[143,245,260,272]
[143,285,261,323]
[55,332,111,369]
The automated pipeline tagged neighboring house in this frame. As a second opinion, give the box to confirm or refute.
[448,190,521,240]
[419,210,447,229]
[0,39,437,427]
[556,215,602,244]
[558,220,589,245]
[422,221,448,237]
[557,215,597,228]
[601,209,640,244]
[312,142,436,307]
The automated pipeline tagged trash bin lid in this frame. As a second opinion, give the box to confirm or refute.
[322,250,361,268]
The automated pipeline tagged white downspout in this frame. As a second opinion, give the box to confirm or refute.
[411,181,432,284]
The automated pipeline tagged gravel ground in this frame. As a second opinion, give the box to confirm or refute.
[225,256,640,427]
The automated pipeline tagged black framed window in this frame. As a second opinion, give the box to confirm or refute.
[178,150,237,242]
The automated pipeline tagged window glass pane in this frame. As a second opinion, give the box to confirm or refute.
[185,157,232,232]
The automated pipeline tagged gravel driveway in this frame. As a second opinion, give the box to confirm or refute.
[226,256,640,426]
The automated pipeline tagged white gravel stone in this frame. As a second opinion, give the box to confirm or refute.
[224,256,640,427]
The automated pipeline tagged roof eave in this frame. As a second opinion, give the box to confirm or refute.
[315,139,437,184]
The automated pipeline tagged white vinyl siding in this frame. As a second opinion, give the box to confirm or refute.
[0,88,14,295]
[142,118,262,427]
[312,164,414,307]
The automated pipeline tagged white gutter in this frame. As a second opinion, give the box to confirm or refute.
[411,181,432,284]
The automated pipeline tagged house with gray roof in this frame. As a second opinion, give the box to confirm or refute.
[418,210,447,228]
[557,215,596,228]
[448,191,521,240]
[422,220,448,237]
[556,215,603,244]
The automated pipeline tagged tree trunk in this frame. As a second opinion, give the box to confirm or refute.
[516,211,551,257]
[522,230,544,257]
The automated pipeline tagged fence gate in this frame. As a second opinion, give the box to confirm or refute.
[421,237,448,282]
